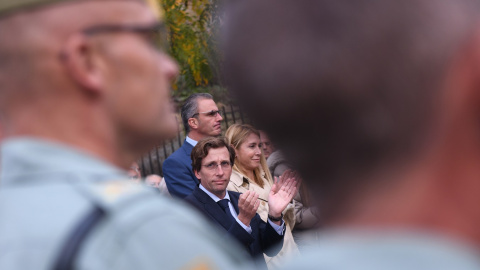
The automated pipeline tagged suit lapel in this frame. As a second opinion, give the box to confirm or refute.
[193,187,234,230]
[180,141,199,184]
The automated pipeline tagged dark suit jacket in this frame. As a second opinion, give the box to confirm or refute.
[162,141,199,198]
[185,186,284,267]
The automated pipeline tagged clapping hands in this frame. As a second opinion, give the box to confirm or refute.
[237,190,260,227]
[268,170,299,221]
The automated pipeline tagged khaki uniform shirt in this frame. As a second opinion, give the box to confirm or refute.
[279,230,480,270]
[0,138,251,270]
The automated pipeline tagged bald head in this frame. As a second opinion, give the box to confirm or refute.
[145,174,162,188]
[0,0,150,104]
[225,0,480,217]
[0,0,179,168]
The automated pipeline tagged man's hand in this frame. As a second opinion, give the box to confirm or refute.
[237,190,260,227]
[268,170,299,224]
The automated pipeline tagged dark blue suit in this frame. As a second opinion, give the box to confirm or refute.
[163,141,199,198]
[185,186,284,268]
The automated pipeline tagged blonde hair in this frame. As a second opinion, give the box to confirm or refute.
[225,124,273,188]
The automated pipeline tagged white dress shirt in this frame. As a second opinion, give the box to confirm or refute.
[199,184,284,235]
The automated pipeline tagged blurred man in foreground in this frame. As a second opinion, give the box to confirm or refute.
[225,0,480,268]
[0,0,249,269]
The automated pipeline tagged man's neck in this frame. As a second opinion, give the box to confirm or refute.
[187,131,207,142]
[4,106,142,170]
[329,144,480,248]
[199,184,227,200]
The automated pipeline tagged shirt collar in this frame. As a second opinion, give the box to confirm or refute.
[303,229,480,268]
[199,184,230,202]
[0,137,126,186]
[186,136,198,147]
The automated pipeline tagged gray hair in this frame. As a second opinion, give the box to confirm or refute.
[181,93,213,134]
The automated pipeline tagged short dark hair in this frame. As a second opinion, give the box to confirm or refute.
[181,93,213,134]
[224,0,480,218]
[191,137,236,175]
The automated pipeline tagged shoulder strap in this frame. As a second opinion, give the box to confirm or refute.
[52,206,106,270]
[51,180,153,270]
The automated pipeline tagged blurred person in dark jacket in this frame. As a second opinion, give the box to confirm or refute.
[224,0,480,268]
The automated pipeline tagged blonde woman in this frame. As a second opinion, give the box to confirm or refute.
[225,124,299,268]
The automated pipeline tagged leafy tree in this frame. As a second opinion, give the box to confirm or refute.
[161,0,226,102]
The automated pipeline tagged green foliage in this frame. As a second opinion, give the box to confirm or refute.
[161,0,224,100]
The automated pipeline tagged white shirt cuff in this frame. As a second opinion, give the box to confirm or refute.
[268,219,285,235]
[235,217,252,234]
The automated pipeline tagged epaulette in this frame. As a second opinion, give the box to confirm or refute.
[71,179,156,212]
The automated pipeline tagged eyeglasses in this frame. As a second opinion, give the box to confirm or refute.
[202,161,232,170]
[82,22,168,51]
[192,110,222,118]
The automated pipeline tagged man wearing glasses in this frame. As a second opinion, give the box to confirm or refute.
[0,0,249,269]
[185,137,297,269]
[163,93,223,198]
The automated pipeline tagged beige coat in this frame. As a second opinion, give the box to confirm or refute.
[268,151,319,230]
[228,170,299,269]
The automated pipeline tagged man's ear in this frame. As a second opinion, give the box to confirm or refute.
[440,28,480,118]
[188,118,199,130]
[60,33,104,94]
[469,29,480,102]
[194,170,201,181]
